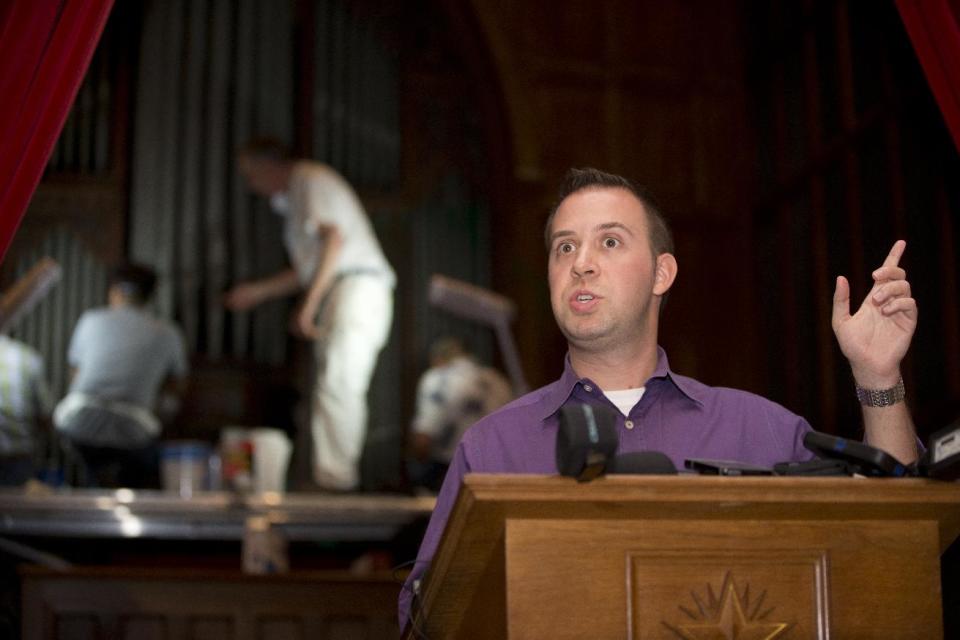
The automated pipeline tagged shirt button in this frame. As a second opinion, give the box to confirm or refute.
[624,420,635,430]
[583,384,593,392]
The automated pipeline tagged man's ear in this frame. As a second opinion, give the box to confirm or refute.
[653,253,678,296]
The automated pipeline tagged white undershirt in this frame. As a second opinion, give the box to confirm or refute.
[604,387,646,417]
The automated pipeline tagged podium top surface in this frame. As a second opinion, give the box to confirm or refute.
[454,473,960,546]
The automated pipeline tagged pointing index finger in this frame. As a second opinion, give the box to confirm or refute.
[882,240,906,269]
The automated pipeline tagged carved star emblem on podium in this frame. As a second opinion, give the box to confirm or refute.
[664,572,789,640]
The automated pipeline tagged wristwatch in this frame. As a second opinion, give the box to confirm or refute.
[855,377,906,407]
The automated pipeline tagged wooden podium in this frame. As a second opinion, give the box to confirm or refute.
[406,474,960,639]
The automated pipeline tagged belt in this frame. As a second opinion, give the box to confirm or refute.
[335,267,385,280]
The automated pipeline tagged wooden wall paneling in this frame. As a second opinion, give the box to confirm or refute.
[535,81,609,177]
[675,7,759,389]
[55,615,99,639]
[257,617,302,640]
[119,616,166,640]
[466,1,542,182]
[617,91,694,208]
[466,0,765,391]
[514,1,606,66]
[21,568,401,640]
[455,2,554,388]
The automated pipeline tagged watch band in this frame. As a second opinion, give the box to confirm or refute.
[855,377,906,407]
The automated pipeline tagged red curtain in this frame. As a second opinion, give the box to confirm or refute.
[0,0,114,263]
[897,0,960,152]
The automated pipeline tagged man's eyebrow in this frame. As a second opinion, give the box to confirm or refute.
[548,229,575,245]
[596,221,635,235]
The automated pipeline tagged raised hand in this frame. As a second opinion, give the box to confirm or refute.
[831,240,917,389]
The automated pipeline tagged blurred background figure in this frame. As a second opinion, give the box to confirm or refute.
[54,263,189,488]
[226,139,395,492]
[407,336,513,492]
[0,334,53,486]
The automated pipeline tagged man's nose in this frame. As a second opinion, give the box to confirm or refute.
[572,247,597,278]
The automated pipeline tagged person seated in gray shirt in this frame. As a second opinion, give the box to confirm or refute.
[54,263,189,488]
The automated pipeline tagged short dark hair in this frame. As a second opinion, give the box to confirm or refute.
[109,263,157,304]
[544,167,674,257]
[237,137,292,163]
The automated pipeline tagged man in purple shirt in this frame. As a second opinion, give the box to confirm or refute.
[398,167,919,631]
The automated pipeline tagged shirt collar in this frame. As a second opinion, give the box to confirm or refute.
[538,346,704,422]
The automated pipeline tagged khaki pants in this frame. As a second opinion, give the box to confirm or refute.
[310,275,393,490]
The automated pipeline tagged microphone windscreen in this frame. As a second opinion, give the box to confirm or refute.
[556,403,618,481]
[608,451,677,475]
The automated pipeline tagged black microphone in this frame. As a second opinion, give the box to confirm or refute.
[608,451,677,475]
[556,403,618,481]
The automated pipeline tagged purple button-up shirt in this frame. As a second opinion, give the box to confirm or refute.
[398,347,813,630]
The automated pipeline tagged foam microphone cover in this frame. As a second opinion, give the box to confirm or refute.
[556,403,619,481]
[608,451,677,475]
